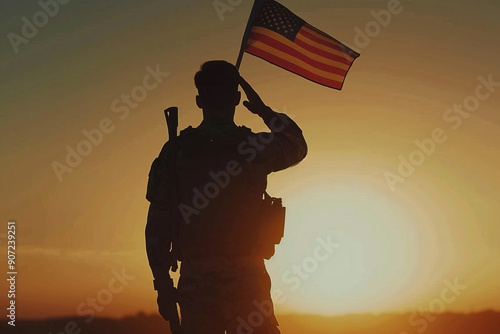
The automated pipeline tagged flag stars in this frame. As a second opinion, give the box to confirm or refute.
[254,0,306,41]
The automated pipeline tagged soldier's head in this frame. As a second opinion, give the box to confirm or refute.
[195,60,241,118]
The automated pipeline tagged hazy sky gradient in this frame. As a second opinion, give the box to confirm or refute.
[1,0,499,319]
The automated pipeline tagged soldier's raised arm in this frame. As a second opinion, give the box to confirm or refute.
[239,76,308,173]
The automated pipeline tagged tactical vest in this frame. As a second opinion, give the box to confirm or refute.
[174,123,269,260]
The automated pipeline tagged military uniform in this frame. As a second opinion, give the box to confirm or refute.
[146,108,307,333]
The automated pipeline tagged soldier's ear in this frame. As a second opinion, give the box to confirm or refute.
[234,91,241,106]
[196,95,203,109]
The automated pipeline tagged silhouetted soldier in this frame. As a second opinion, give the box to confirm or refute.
[146,60,307,333]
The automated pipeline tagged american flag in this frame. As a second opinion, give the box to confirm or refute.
[243,0,360,90]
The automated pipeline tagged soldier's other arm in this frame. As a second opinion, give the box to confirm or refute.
[145,144,174,283]
[239,77,307,172]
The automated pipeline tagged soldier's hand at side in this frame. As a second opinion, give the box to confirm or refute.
[156,287,177,322]
[239,76,273,118]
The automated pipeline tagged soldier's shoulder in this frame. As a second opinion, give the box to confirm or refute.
[153,126,197,166]
[178,125,204,145]
[179,125,196,137]
[179,123,254,142]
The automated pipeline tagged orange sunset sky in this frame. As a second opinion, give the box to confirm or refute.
[1,0,499,321]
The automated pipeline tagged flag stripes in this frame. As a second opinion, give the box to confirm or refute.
[243,0,359,90]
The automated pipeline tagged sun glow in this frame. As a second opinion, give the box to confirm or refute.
[267,178,426,315]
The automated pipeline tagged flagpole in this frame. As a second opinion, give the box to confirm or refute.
[235,0,265,70]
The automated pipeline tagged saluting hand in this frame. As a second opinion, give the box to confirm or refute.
[239,76,273,118]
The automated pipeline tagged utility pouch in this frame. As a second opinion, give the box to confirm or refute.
[257,192,286,259]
